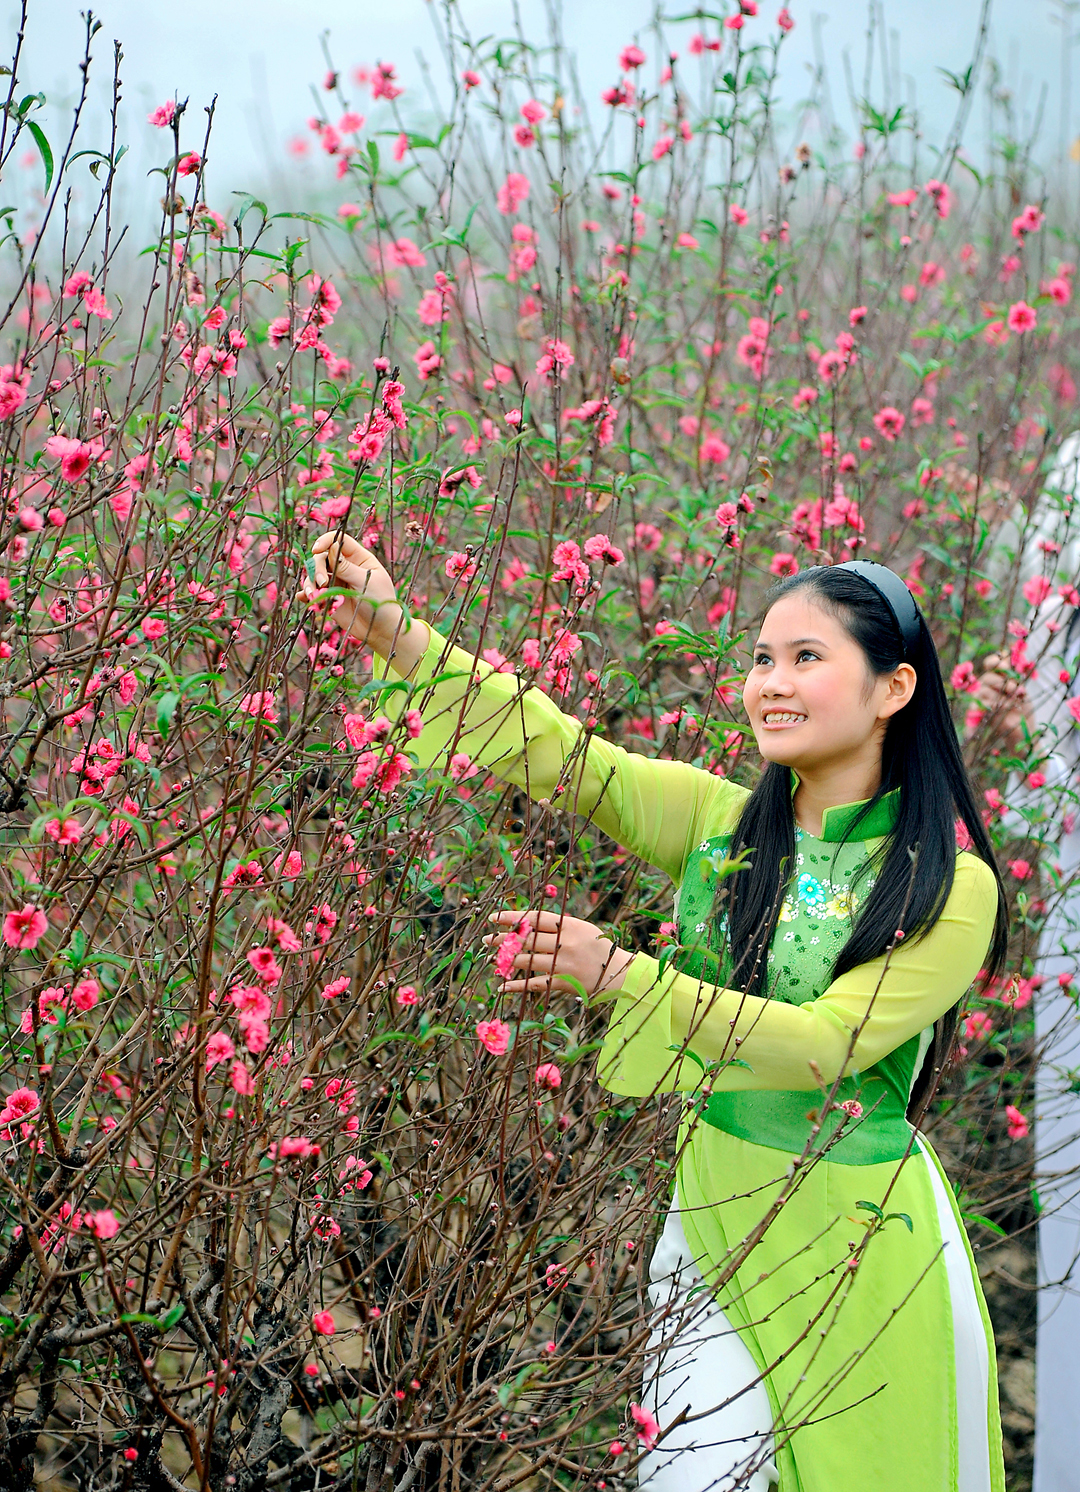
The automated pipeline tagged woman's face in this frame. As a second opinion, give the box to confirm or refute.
[741,593,916,774]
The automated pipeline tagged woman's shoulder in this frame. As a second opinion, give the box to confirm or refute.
[949,851,1000,917]
[695,772,751,838]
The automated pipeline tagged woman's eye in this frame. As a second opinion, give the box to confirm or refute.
[797,650,819,663]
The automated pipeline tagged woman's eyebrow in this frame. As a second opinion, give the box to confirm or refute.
[753,636,828,650]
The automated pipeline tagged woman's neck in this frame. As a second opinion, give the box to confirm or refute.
[792,761,883,837]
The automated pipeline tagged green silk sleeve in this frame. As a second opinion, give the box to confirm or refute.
[596,852,999,1096]
[373,623,745,885]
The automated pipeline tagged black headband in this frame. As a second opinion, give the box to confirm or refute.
[832,560,923,657]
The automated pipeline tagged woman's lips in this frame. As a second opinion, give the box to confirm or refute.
[760,711,807,730]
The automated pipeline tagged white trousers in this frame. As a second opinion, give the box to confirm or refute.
[637,1195,779,1492]
[1034,960,1080,1492]
[637,1161,990,1492]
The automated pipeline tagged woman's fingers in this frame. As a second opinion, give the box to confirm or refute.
[481,929,559,949]
[498,974,573,994]
[486,945,557,973]
[976,675,1026,712]
[487,908,562,932]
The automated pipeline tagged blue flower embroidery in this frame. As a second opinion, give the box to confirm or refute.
[797,874,827,915]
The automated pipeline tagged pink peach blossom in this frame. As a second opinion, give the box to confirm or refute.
[497,172,530,215]
[3,905,47,949]
[206,1032,235,1069]
[44,818,83,847]
[0,1087,39,1124]
[872,405,905,441]
[86,1209,120,1239]
[71,977,100,1011]
[630,1403,660,1450]
[1007,300,1037,334]
[476,1018,511,1055]
[1005,1104,1029,1140]
[230,1060,255,1096]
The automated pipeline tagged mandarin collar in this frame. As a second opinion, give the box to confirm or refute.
[789,772,900,842]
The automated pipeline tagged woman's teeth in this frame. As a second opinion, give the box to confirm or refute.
[763,711,806,724]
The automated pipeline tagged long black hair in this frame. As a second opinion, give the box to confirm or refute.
[716,565,1009,1116]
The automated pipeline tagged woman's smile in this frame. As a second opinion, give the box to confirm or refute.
[761,709,807,729]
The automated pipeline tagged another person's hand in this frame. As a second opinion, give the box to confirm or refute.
[482,909,635,1000]
[968,653,1037,754]
[305,530,402,647]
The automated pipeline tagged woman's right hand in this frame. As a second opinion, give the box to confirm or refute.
[967,653,1036,754]
[306,531,403,648]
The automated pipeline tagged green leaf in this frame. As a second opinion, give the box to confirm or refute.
[61,795,114,818]
[108,807,150,847]
[26,121,53,194]
[937,64,974,97]
[66,928,87,970]
[856,1200,884,1220]
[416,1023,456,1045]
[356,676,412,703]
[884,1211,914,1233]
[27,806,61,844]
[67,148,123,177]
[232,191,268,229]
[364,1030,421,1056]
[271,210,337,227]
[162,1302,186,1329]
[964,1212,1006,1237]
[955,155,983,187]
[555,1041,603,1065]
[86,951,129,972]
[668,1043,706,1072]
[156,691,179,741]
[142,652,179,690]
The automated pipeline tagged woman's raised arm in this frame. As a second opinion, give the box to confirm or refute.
[309,532,744,887]
[309,529,431,679]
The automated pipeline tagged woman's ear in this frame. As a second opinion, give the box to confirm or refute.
[880,662,917,719]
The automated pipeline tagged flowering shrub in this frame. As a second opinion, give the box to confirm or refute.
[0,3,1072,1486]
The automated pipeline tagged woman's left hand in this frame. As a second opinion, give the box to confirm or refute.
[481,909,636,999]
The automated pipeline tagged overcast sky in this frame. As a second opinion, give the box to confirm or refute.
[6,0,1077,218]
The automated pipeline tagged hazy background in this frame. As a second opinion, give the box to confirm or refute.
[6,0,1078,225]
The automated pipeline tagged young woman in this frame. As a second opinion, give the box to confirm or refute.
[309,533,1009,1492]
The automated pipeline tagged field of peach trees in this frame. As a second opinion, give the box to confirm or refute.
[0,0,1075,1486]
